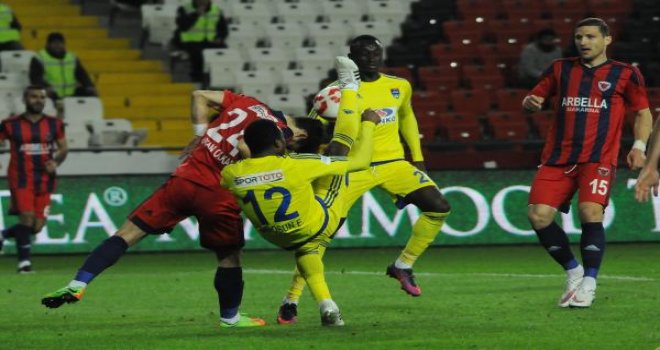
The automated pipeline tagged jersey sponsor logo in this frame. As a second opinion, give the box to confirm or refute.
[561,97,608,113]
[234,170,284,188]
[597,81,612,92]
[390,88,400,99]
[19,143,52,155]
[375,108,396,124]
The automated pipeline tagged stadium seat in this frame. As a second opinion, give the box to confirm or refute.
[0,73,26,98]
[364,0,409,25]
[305,22,352,56]
[275,1,321,24]
[140,4,178,47]
[279,69,324,97]
[225,23,264,57]
[320,0,365,24]
[228,2,274,26]
[235,70,278,97]
[451,90,492,115]
[0,50,35,76]
[495,89,528,112]
[266,94,308,117]
[62,97,104,122]
[381,66,414,83]
[203,48,244,88]
[264,22,306,54]
[349,22,398,47]
[247,47,291,72]
[294,46,334,72]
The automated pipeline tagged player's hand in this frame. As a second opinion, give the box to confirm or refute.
[412,161,426,172]
[635,166,660,202]
[180,136,202,160]
[626,148,646,170]
[522,95,544,112]
[44,160,58,174]
[361,109,380,124]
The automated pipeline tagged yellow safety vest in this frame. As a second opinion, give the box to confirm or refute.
[0,4,20,43]
[37,49,77,97]
[180,2,220,43]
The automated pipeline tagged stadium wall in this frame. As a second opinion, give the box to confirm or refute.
[0,169,657,254]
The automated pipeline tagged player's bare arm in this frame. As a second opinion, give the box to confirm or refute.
[522,95,545,112]
[45,137,68,174]
[627,107,653,170]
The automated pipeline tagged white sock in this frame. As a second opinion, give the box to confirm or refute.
[68,280,88,289]
[394,259,412,270]
[566,265,584,279]
[220,313,240,324]
[319,299,337,312]
[581,276,597,290]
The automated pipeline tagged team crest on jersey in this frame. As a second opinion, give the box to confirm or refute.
[597,167,610,176]
[390,88,400,99]
[597,81,612,92]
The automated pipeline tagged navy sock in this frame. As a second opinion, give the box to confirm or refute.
[74,236,129,284]
[214,267,244,319]
[13,224,33,263]
[580,222,606,278]
[534,221,578,270]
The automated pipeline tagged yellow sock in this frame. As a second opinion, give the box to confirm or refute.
[330,89,360,149]
[295,251,331,303]
[285,245,327,303]
[399,211,449,266]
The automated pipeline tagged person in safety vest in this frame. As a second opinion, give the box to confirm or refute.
[0,2,22,51]
[174,0,228,82]
[28,32,96,101]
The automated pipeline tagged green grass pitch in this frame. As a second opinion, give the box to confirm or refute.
[1,244,658,349]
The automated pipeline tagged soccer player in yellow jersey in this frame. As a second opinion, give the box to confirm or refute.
[277,35,451,323]
[221,107,380,326]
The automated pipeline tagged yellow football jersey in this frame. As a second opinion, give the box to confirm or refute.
[221,154,348,249]
[311,74,423,163]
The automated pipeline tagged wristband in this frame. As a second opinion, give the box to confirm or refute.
[193,123,207,136]
[633,139,647,152]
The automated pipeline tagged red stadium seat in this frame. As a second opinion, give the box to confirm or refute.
[451,89,493,116]
[381,66,414,83]
[496,89,528,111]
[491,121,530,140]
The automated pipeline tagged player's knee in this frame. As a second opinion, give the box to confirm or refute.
[527,206,553,229]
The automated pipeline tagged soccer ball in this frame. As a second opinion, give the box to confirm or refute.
[313,86,341,119]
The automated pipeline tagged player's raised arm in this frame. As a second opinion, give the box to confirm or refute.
[191,90,226,135]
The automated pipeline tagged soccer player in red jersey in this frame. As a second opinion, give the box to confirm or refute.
[42,90,307,328]
[523,18,653,308]
[0,86,67,273]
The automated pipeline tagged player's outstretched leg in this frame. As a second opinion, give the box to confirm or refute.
[42,286,85,308]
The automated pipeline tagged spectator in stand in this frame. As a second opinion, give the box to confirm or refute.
[173,0,228,82]
[518,28,562,88]
[0,2,22,51]
[29,33,97,101]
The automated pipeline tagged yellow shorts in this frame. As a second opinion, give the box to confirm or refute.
[340,159,438,217]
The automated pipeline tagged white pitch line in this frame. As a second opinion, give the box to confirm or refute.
[243,269,658,282]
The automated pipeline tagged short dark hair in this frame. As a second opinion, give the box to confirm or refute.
[46,32,65,43]
[244,119,283,155]
[349,35,382,54]
[23,85,46,97]
[575,17,610,36]
[292,118,325,153]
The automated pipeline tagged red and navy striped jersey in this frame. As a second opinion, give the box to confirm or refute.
[0,114,65,192]
[529,58,649,166]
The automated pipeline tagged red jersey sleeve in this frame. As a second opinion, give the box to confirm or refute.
[529,60,559,99]
[623,66,649,112]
